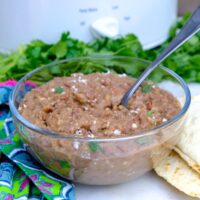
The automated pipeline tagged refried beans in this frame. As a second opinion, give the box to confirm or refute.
[19,73,181,138]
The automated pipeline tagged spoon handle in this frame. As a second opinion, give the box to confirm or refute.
[121,6,200,106]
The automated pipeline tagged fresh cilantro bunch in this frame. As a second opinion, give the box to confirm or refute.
[0,33,142,81]
[0,13,200,82]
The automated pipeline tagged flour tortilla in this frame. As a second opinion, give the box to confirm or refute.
[154,151,200,198]
[175,95,200,173]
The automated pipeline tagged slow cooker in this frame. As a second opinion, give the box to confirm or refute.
[0,0,177,51]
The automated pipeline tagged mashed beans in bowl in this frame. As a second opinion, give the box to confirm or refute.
[9,57,191,185]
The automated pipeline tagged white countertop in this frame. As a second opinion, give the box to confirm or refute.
[76,82,200,200]
[76,171,197,200]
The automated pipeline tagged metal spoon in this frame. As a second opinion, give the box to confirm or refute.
[121,6,200,106]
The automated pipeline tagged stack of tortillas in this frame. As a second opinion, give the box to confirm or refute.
[154,95,200,198]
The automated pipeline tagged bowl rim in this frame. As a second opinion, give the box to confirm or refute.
[9,55,191,142]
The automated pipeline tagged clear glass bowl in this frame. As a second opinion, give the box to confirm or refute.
[9,56,191,185]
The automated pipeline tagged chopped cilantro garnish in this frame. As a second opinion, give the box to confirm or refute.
[141,84,153,94]
[88,142,101,152]
[136,137,149,145]
[55,87,64,94]
[147,111,154,117]
[58,160,71,169]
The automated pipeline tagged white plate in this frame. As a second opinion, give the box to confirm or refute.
[76,83,200,200]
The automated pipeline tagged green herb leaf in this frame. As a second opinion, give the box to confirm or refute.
[48,41,67,59]
[142,84,153,94]
[147,111,154,117]
[88,142,101,152]
[136,136,149,145]
[58,160,71,169]
[55,87,64,94]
